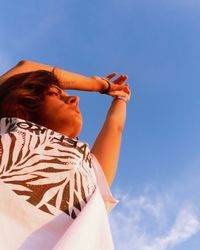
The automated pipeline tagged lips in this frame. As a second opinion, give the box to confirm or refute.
[70,105,81,114]
[75,108,80,114]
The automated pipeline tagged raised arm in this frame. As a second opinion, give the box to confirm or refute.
[91,80,131,187]
[0,60,128,94]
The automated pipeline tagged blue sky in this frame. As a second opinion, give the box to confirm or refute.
[1,0,200,249]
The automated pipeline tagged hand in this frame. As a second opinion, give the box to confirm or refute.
[102,73,131,98]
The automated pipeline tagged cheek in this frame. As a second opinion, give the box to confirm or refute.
[38,102,64,123]
[43,100,65,116]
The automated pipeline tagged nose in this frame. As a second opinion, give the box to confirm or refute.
[64,96,79,105]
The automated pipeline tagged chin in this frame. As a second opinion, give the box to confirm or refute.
[65,120,83,139]
[72,123,82,139]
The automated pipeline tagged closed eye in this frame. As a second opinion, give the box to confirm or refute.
[46,86,68,101]
[47,91,59,96]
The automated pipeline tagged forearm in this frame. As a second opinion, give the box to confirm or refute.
[91,99,127,186]
[0,60,107,92]
[53,67,105,92]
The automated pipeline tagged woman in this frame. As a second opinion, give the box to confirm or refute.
[0,61,131,250]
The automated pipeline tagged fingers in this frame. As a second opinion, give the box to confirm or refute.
[101,73,130,97]
[113,75,128,85]
[111,82,131,95]
[113,84,130,94]
[103,73,128,84]
[123,84,131,95]
[103,73,117,80]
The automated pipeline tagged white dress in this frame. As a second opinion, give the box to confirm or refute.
[0,117,117,250]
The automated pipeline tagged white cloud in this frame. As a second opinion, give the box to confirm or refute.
[109,190,200,250]
[151,209,200,250]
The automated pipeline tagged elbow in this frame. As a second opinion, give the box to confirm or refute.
[16,60,31,66]
[109,117,125,134]
[106,113,126,134]
[108,122,124,135]
[117,124,125,134]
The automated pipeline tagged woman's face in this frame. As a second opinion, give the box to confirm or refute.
[38,85,82,138]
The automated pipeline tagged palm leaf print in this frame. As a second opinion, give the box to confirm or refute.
[0,118,96,219]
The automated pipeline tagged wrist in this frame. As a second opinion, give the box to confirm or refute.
[112,96,129,104]
[100,79,111,94]
[89,76,108,92]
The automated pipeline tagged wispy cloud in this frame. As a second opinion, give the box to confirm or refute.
[152,209,200,250]
[109,190,200,250]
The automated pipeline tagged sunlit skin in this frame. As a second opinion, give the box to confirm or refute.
[0,60,131,187]
[38,85,82,138]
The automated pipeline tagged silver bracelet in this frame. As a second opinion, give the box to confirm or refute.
[112,96,128,103]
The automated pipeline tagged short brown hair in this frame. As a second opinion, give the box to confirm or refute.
[0,70,60,122]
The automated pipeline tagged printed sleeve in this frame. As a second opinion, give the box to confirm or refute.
[90,153,118,212]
